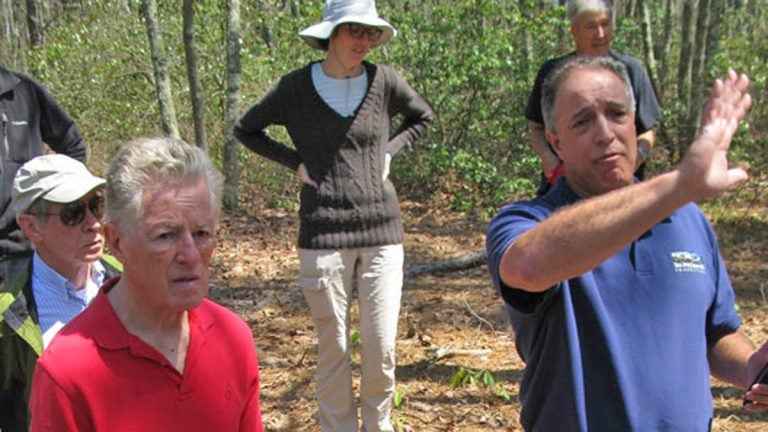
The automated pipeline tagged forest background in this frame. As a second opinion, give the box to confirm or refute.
[2,0,768,431]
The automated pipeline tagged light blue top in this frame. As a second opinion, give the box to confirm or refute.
[311,62,368,117]
[31,252,105,348]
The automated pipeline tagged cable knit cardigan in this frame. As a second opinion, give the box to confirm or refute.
[235,61,433,249]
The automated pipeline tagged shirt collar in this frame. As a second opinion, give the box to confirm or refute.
[32,252,106,300]
[91,277,216,351]
[0,67,20,95]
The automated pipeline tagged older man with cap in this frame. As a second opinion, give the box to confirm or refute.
[0,66,87,287]
[0,154,119,432]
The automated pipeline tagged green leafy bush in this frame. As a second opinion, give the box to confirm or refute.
[13,0,767,215]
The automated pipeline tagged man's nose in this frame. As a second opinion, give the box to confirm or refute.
[175,232,202,264]
[596,26,605,39]
[594,115,615,145]
[83,206,103,231]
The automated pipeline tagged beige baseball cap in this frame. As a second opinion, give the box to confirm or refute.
[12,154,106,215]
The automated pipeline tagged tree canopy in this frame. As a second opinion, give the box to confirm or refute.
[1,0,764,215]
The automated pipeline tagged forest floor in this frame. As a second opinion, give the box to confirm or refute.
[208,190,768,432]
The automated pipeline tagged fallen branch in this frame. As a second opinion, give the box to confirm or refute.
[427,347,492,361]
[405,250,487,278]
[462,294,495,332]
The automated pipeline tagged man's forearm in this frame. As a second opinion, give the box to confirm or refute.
[501,70,751,292]
[709,332,755,388]
[499,170,694,291]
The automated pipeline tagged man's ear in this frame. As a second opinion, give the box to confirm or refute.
[16,214,43,243]
[546,129,563,159]
[104,223,125,264]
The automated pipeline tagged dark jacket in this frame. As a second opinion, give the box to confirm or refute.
[0,68,87,261]
[0,256,121,432]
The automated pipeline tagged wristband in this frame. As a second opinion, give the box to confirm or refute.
[547,164,564,185]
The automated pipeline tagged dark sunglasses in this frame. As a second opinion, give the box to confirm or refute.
[37,195,105,226]
[344,24,383,42]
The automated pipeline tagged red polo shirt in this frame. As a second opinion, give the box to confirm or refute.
[29,278,263,431]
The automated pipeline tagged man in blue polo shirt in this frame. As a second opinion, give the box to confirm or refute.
[487,56,768,430]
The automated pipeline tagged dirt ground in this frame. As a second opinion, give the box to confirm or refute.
[209,195,768,432]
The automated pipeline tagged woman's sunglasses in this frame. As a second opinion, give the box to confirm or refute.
[37,195,105,227]
[343,24,383,43]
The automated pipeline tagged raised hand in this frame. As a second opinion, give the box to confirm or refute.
[678,69,752,200]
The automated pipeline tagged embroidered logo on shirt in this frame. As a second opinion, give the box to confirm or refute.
[671,251,706,274]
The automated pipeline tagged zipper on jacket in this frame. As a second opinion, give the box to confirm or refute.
[0,112,7,174]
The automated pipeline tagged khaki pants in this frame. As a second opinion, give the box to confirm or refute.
[299,245,403,432]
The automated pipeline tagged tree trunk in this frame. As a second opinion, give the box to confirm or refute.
[687,0,711,140]
[519,0,534,84]
[1,0,15,65]
[222,0,242,210]
[260,1,277,56]
[25,0,43,47]
[139,0,180,139]
[656,0,674,100]
[638,0,659,98]
[289,0,300,18]
[676,0,696,159]
[183,0,207,150]
[705,0,724,76]
[616,0,638,18]
[260,22,274,58]
[1,0,27,70]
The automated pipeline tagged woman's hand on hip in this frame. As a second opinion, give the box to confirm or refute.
[382,153,392,181]
[297,163,318,188]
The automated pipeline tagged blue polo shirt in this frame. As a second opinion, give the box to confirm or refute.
[486,179,740,431]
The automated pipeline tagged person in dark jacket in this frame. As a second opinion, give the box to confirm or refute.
[0,66,87,285]
[525,0,661,195]
[235,1,432,430]
[0,154,118,432]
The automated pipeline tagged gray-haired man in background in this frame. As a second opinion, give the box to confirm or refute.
[525,0,661,194]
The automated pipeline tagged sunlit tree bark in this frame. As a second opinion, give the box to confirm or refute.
[687,0,711,140]
[638,0,659,97]
[676,0,696,158]
[656,0,674,100]
[183,0,207,150]
[139,0,180,139]
[25,0,43,47]
[223,0,242,210]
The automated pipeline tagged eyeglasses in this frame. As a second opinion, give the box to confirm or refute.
[36,195,105,227]
[343,24,383,43]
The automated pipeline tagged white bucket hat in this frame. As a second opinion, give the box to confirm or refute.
[12,154,106,215]
[299,0,397,50]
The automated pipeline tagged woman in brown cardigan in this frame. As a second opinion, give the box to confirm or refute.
[235,1,432,431]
